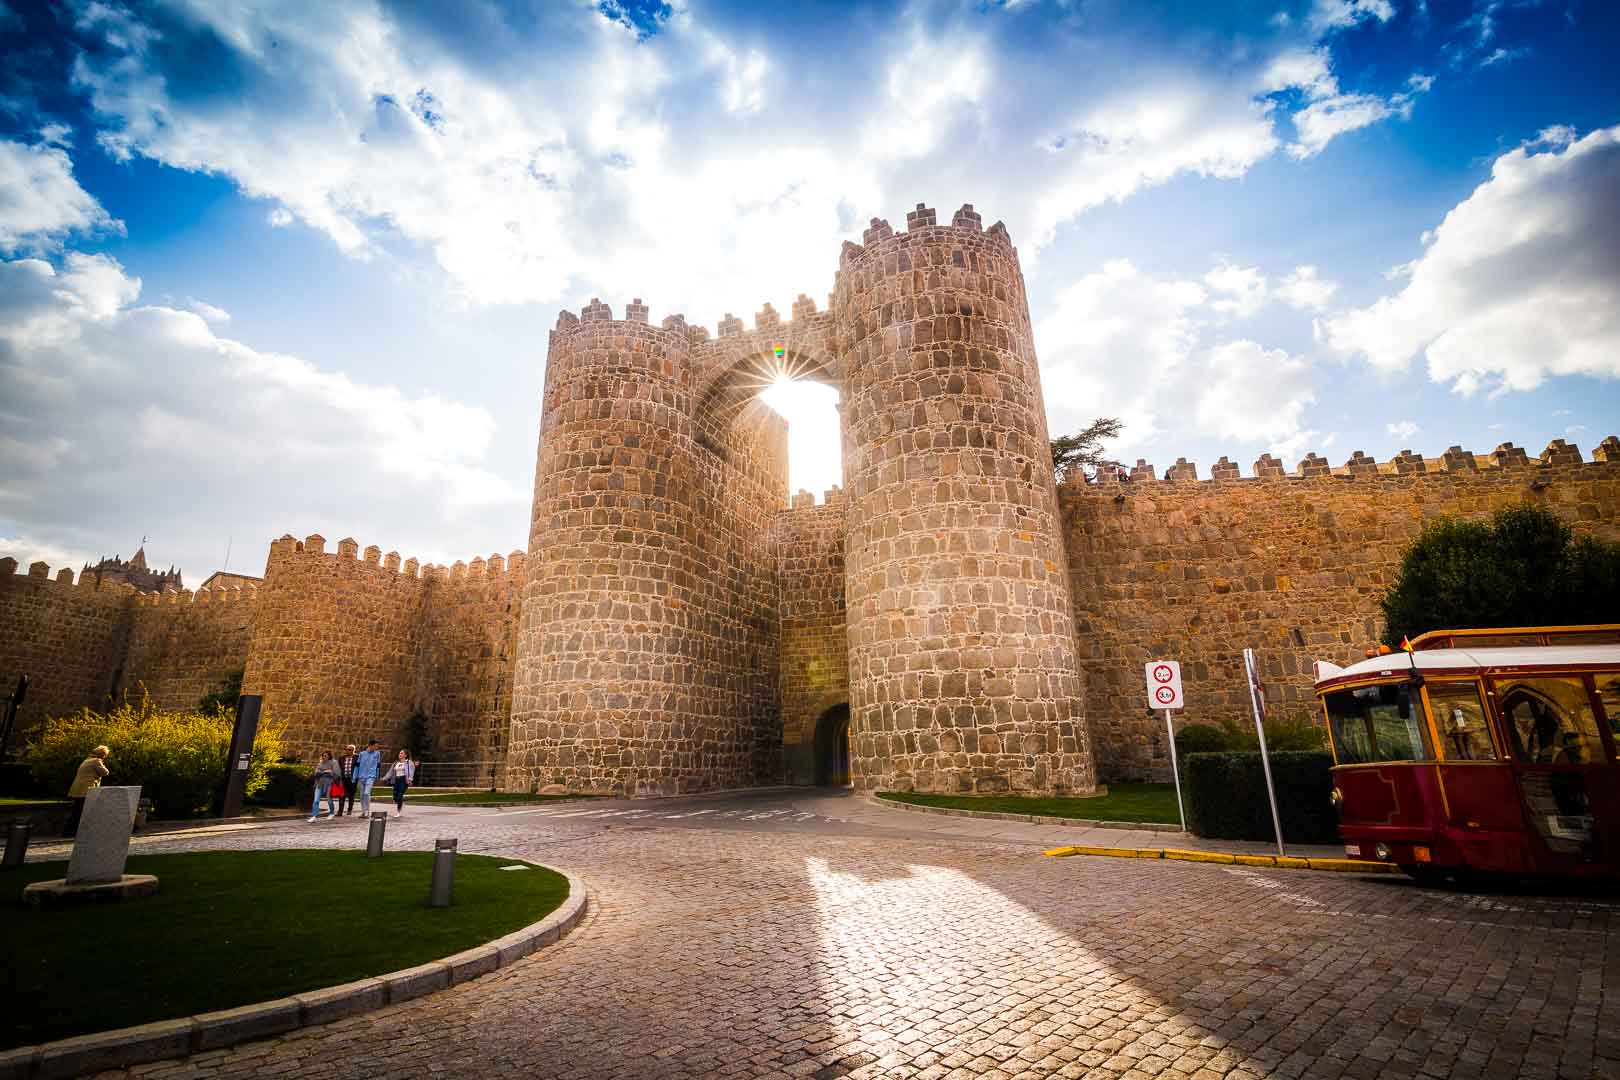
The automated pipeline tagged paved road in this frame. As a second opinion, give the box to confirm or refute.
[53,790,1620,1079]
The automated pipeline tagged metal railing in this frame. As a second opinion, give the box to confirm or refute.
[412,759,501,790]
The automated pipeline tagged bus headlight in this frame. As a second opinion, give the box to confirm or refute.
[1374,843,1391,861]
[1330,787,1343,809]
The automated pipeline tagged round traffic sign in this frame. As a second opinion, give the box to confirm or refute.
[1154,685,1176,704]
[1152,664,1174,683]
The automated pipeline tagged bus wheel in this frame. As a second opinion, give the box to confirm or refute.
[1401,865,1450,887]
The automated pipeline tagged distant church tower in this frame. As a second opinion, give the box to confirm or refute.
[83,545,183,593]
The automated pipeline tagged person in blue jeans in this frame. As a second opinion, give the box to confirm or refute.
[308,750,339,821]
[354,739,382,815]
[383,749,415,816]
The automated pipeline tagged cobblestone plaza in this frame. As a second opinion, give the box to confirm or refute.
[48,792,1619,1080]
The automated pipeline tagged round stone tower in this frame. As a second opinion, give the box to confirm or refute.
[835,204,1095,795]
[509,299,764,795]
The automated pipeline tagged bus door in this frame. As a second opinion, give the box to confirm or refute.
[1491,673,1619,874]
[1423,679,1527,871]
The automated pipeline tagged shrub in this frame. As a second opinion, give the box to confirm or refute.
[250,762,314,808]
[1183,751,1338,844]
[22,696,286,819]
[1380,504,1620,646]
[197,669,244,716]
[1174,723,1232,756]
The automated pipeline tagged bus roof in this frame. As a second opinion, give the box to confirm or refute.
[1314,644,1620,691]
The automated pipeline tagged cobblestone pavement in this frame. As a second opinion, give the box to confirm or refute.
[58,792,1620,1080]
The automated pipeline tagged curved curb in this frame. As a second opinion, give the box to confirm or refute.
[1044,845,1398,874]
[0,866,587,1080]
[870,793,1183,833]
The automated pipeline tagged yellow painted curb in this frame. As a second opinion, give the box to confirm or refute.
[1045,845,1164,859]
[1043,847,1399,874]
[1305,858,1398,873]
[1163,849,1235,864]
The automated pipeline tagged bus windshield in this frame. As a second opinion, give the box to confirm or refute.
[1324,682,1431,764]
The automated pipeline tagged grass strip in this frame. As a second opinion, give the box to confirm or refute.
[879,783,1181,824]
[2,849,568,1048]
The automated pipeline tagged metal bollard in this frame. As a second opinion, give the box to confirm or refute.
[366,811,388,858]
[430,837,457,907]
[2,823,30,869]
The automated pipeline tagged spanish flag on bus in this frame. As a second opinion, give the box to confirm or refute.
[1400,635,1413,652]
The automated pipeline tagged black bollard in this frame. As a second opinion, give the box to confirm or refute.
[366,811,388,858]
[430,837,457,907]
[2,822,30,869]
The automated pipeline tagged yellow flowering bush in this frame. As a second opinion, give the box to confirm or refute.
[24,695,286,818]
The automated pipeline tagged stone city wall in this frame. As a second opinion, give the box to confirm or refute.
[775,489,850,785]
[0,560,134,739]
[1061,437,1620,782]
[242,534,522,764]
[122,584,258,712]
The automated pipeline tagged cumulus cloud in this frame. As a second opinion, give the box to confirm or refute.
[1275,265,1339,310]
[56,0,1427,319]
[0,136,121,252]
[1037,260,1318,460]
[0,253,524,578]
[1322,124,1620,396]
[1204,264,1268,318]
[1386,420,1419,440]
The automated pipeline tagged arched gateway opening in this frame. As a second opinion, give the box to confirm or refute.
[813,704,852,787]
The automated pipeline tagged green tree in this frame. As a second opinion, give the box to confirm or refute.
[1380,504,1620,646]
[1050,417,1123,482]
[197,668,244,716]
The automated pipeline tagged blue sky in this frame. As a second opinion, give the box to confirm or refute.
[0,0,1616,581]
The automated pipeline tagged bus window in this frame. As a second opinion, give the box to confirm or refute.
[1324,683,1431,764]
[1596,672,1620,740]
[1496,677,1604,765]
[1427,680,1496,760]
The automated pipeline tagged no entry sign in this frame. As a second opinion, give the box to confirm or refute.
[1145,660,1184,710]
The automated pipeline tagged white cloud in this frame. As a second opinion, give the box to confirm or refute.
[1204,264,1268,317]
[1386,420,1419,440]
[0,534,98,576]
[1288,74,1431,158]
[1308,0,1397,35]
[0,253,523,578]
[184,298,230,323]
[1323,124,1620,396]
[1037,260,1317,458]
[0,137,122,252]
[58,1,1426,320]
[1275,265,1339,310]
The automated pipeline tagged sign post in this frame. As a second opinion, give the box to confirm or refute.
[1243,647,1286,857]
[1144,660,1186,832]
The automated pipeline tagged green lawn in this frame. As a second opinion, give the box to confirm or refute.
[2,849,569,1048]
[403,791,600,805]
[0,796,65,806]
[879,783,1182,824]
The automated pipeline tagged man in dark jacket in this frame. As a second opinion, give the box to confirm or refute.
[336,743,359,816]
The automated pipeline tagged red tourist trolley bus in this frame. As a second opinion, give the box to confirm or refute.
[1313,625,1620,883]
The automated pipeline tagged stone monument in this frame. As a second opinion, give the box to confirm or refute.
[22,785,159,904]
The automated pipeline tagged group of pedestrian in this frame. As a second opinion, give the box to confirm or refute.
[308,740,418,822]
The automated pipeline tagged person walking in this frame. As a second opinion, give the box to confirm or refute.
[383,749,415,816]
[355,739,381,816]
[336,743,359,816]
[308,750,339,821]
[64,745,110,837]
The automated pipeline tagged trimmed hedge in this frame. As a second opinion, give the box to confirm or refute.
[1174,723,1233,755]
[249,762,314,808]
[1183,751,1338,844]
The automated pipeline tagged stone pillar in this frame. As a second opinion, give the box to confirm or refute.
[835,206,1095,795]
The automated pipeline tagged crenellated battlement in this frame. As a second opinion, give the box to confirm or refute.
[785,485,847,510]
[1061,437,1620,491]
[0,557,143,599]
[838,201,1017,273]
[267,533,525,585]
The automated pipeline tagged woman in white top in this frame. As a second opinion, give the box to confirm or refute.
[383,750,415,816]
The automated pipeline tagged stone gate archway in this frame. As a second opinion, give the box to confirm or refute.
[813,703,852,787]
